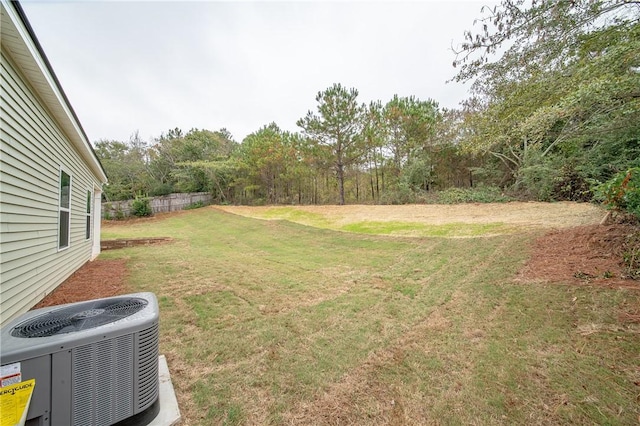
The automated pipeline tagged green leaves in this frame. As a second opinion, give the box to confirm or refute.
[297,84,364,205]
[297,83,363,144]
[454,1,640,200]
[94,134,150,201]
[382,95,439,172]
[237,123,308,204]
[595,168,640,218]
[131,195,152,217]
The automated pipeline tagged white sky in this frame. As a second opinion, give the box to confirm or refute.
[20,0,497,144]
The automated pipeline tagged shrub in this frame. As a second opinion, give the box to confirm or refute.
[131,196,153,217]
[115,207,126,220]
[379,183,417,205]
[552,165,592,202]
[595,167,640,219]
[436,186,512,204]
[149,183,174,197]
[516,162,557,201]
[184,200,206,210]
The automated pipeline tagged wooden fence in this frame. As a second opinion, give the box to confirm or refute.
[102,192,212,219]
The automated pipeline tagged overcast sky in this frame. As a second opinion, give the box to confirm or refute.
[20,0,497,144]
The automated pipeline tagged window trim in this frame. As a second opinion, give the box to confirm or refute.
[85,189,92,240]
[58,168,71,251]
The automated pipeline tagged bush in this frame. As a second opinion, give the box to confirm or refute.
[115,207,126,220]
[379,183,417,205]
[552,165,592,202]
[149,183,174,197]
[595,167,640,219]
[436,186,512,204]
[184,200,206,210]
[378,185,512,205]
[131,196,153,217]
[516,162,558,201]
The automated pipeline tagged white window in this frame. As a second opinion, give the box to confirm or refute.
[59,170,71,249]
[86,190,91,240]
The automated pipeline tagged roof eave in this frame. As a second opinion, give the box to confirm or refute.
[1,0,108,184]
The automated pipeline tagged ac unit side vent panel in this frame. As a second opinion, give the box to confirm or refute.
[72,334,136,426]
[95,340,114,426]
[136,322,160,411]
[114,336,135,420]
[73,345,93,426]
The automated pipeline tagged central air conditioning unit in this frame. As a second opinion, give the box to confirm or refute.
[0,292,160,426]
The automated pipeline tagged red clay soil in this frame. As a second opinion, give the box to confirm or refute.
[34,223,640,310]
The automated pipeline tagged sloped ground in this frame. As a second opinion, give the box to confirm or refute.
[31,203,640,425]
[216,201,604,229]
[520,223,640,289]
[36,203,637,306]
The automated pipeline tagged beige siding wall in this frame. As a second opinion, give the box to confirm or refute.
[0,49,102,325]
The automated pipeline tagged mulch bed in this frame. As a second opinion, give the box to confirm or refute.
[519,223,640,289]
[33,259,129,309]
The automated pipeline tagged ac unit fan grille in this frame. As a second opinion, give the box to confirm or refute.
[11,297,148,338]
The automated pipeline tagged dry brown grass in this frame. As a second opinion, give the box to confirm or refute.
[282,290,467,426]
[215,201,605,229]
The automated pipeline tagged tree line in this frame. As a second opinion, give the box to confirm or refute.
[95,91,481,205]
[95,0,639,214]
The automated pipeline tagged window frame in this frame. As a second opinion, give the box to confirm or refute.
[58,168,71,250]
[85,189,92,240]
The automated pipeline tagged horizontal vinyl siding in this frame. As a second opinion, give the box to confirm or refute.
[0,49,102,325]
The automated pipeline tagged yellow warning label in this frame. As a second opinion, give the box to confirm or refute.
[0,379,35,426]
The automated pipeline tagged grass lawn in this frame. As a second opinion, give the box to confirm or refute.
[101,206,640,425]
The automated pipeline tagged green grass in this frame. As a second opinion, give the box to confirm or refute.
[341,220,510,237]
[209,206,513,237]
[257,206,334,228]
[100,207,640,425]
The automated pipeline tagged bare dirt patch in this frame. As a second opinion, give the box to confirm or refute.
[101,237,172,251]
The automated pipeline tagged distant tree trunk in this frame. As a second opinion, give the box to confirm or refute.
[337,162,345,205]
[314,176,318,205]
[375,162,380,200]
[296,84,363,206]
[378,147,386,193]
[370,172,375,200]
